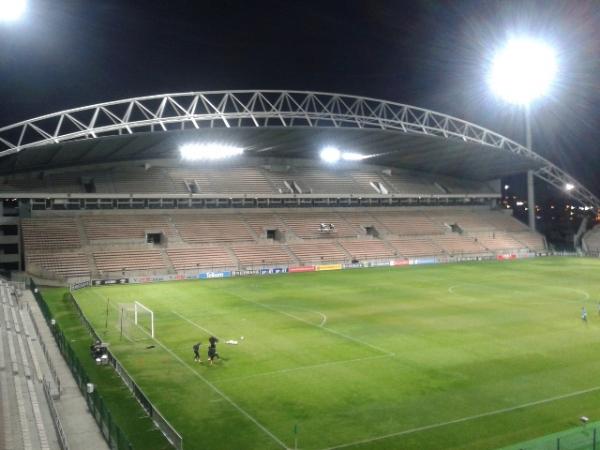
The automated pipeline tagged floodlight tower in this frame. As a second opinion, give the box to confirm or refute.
[489,38,557,230]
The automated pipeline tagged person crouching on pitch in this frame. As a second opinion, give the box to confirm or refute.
[208,336,219,365]
[193,342,202,363]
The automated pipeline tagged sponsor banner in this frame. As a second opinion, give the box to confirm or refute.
[316,264,343,271]
[496,254,517,261]
[92,278,129,286]
[344,262,363,269]
[289,266,315,273]
[259,267,288,275]
[390,259,409,267]
[199,271,232,279]
[409,257,436,265]
[70,280,91,291]
[129,274,185,284]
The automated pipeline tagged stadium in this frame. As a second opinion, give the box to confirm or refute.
[1,90,600,450]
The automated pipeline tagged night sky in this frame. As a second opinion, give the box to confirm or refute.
[1,0,599,197]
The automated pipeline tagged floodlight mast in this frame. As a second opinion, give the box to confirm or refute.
[489,38,557,231]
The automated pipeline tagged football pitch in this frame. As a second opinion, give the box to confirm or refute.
[72,257,600,450]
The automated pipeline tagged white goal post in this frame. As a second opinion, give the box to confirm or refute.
[134,301,154,338]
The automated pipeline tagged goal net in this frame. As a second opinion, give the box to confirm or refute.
[116,302,154,341]
[135,301,154,338]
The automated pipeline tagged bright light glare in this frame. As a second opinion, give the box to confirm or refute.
[179,143,243,161]
[0,0,26,21]
[489,38,557,105]
[320,146,341,163]
[320,147,368,163]
[565,183,575,191]
[341,152,368,161]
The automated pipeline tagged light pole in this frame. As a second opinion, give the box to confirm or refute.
[488,37,557,231]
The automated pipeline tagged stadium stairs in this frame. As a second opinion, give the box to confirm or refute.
[0,282,59,450]
[20,207,548,282]
[21,288,110,450]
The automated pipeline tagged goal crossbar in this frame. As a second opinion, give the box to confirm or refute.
[134,301,155,338]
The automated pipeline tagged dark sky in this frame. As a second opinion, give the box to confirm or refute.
[1,0,599,197]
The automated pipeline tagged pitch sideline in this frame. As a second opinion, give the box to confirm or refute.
[320,384,600,450]
[138,327,289,449]
[171,310,218,336]
[222,289,394,356]
[85,291,287,448]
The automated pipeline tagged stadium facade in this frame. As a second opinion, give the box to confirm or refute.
[0,90,597,280]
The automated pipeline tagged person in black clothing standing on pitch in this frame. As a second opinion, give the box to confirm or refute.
[208,336,219,365]
[193,342,202,363]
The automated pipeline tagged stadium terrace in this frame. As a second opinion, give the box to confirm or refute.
[1,91,600,450]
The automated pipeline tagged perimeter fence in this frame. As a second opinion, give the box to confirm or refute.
[31,279,133,450]
[40,280,183,450]
[502,423,600,450]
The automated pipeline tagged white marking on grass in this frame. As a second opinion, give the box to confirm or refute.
[447,284,591,304]
[321,385,600,450]
[223,290,393,356]
[171,310,218,336]
[264,304,327,327]
[136,326,289,449]
[215,353,392,384]
[82,289,135,342]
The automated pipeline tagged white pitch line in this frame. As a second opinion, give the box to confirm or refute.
[138,327,289,449]
[320,384,600,450]
[447,284,591,303]
[215,353,393,384]
[171,310,218,337]
[223,290,393,356]
[82,289,135,342]
[264,303,328,327]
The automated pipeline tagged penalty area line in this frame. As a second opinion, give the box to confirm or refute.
[139,329,288,449]
[320,385,600,450]
[171,310,218,337]
[215,353,393,384]
[222,290,393,356]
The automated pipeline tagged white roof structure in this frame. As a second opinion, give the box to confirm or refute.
[0,90,596,207]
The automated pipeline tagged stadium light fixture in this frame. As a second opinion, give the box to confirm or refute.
[341,152,368,161]
[320,146,341,163]
[320,146,368,163]
[565,183,575,191]
[0,0,26,21]
[489,38,557,105]
[179,143,244,161]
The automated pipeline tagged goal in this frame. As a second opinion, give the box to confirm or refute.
[134,301,154,338]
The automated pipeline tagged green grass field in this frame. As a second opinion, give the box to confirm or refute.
[70,257,600,450]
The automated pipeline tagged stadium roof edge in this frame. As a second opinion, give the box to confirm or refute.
[0,90,597,208]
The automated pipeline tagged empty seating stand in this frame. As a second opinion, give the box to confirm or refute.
[476,233,525,252]
[287,241,348,264]
[26,252,91,279]
[173,214,254,243]
[388,237,444,258]
[82,215,174,241]
[0,283,53,450]
[432,235,488,255]
[167,246,235,271]
[339,240,395,260]
[20,207,545,280]
[21,218,82,251]
[372,212,445,236]
[279,213,357,239]
[232,243,294,267]
[94,249,166,273]
[512,232,546,252]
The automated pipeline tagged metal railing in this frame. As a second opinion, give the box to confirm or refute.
[30,280,133,450]
[42,378,69,450]
[62,286,183,450]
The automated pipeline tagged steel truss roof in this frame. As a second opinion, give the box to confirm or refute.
[0,90,597,207]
